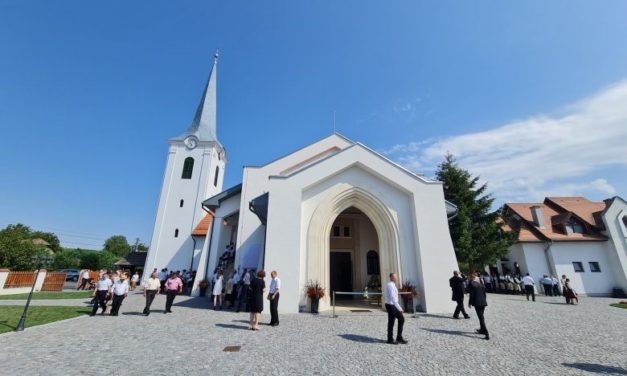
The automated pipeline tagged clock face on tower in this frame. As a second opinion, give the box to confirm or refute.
[184,136,198,150]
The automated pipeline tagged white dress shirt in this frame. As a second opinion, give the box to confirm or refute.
[96,278,112,291]
[385,281,403,311]
[232,273,240,284]
[522,275,535,286]
[82,271,90,279]
[112,280,129,296]
[269,277,281,294]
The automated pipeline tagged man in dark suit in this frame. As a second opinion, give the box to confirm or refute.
[449,271,470,319]
[468,273,489,340]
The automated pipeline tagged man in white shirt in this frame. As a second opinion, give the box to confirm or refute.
[110,273,129,316]
[130,272,139,291]
[385,273,407,345]
[268,271,281,327]
[77,270,91,291]
[521,273,535,302]
[90,274,112,316]
[540,275,553,296]
[143,272,161,316]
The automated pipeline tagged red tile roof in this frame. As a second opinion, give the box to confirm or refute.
[503,196,608,242]
[192,213,214,236]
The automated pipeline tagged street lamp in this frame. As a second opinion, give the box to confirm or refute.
[16,255,52,332]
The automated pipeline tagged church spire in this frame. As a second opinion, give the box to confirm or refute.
[178,51,219,142]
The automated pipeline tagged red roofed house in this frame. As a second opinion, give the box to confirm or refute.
[501,196,627,296]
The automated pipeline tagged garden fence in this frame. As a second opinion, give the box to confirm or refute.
[41,272,67,291]
[3,271,37,288]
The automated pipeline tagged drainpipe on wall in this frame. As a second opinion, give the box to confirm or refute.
[543,240,556,277]
[202,205,216,281]
[189,237,197,272]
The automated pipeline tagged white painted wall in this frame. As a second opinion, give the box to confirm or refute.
[602,199,627,292]
[551,242,614,295]
[145,140,226,276]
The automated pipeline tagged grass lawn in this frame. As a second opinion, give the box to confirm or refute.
[0,291,93,300]
[610,303,627,309]
[0,306,90,334]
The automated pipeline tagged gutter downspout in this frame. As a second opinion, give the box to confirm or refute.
[543,240,556,277]
[189,237,197,272]
[202,205,217,281]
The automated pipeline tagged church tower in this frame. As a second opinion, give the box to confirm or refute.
[144,53,227,273]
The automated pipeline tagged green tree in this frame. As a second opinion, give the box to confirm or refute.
[103,235,131,257]
[52,248,81,269]
[0,224,49,270]
[435,154,516,272]
[30,231,61,253]
[78,250,119,270]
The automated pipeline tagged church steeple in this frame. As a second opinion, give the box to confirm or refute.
[177,51,219,142]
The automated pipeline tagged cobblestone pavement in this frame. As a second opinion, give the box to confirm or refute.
[1,291,625,376]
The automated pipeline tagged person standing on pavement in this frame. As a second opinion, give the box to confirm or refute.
[212,271,224,310]
[77,269,91,291]
[268,271,281,326]
[385,273,408,345]
[249,270,266,331]
[143,272,161,316]
[561,274,569,303]
[449,271,470,319]
[130,272,139,291]
[110,273,129,316]
[540,274,553,296]
[468,273,489,340]
[91,273,112,316]
[164,272,183,313]
[522,273,536,302]
[236,269,252,313]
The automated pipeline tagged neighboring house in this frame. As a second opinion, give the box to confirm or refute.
[500,196,627,296]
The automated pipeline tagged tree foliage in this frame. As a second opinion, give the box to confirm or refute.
[30,231,61,253]
[103,235,131,257]
[0,224,49,270]
[435,154,516,272]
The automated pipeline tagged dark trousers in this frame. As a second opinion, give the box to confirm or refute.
[524,285,535,301]
[91,290,108,315]
[269,293,280,325]
[165,290,178,312]
[78,278,90,290]
[543,284,553,296]
[143,290,157,314]
[552,285,560,296]
[110,294,125,315]
[453,297,469,318]
[385,304,405,341]
[236,285,249,312]
[475,305,488,336]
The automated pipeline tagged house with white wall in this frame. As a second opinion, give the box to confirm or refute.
[501,196,627,296]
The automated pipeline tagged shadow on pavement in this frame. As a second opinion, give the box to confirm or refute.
[215,323,249,330]
[418,314,457,320]
[173,297,212,310]
[421,328,476,338]
[338,334,385,344]
[562,363,627,374]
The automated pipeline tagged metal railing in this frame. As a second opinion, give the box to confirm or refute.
[331,291,418,318]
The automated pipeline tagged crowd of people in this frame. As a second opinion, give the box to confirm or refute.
[477,271,579,304]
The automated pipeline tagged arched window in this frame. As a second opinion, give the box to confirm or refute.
[174,229,179,238]
[366,250,379,275]
[179,199,184,208]
[181,157,194,179]
[213,166,220,187]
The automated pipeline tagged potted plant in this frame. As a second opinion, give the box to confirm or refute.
[198,279,209,297]
[304,280,325,314]
[400,280,419,312]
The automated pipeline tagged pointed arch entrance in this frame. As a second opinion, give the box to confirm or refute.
[307,187,401,310]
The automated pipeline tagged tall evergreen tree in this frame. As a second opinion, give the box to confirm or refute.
[435,154,516,272]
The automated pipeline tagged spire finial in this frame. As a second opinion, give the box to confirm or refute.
[214,49,219,64]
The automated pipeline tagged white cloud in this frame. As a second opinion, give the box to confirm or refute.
[385,79,627,202]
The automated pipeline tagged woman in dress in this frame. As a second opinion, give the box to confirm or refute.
[212,270,223,310]
[249,270,266,330]
[224,273,235,309]
[563,278,579,304]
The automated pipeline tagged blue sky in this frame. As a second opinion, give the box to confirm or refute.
[1,1,627,249]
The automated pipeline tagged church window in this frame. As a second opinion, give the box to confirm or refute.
[589,262,601,272]
[214,166,220,187]
[182,157,194,179]
[332,226,341,237]
[622,215,627,228]
[174,229,179,238]
[366,250,379,275]
[572,261,584,272]
[343,226,351,237]
[179,199,184,208]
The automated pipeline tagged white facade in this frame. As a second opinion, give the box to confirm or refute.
[144,57,226,275]
[501,196,627,296]
[194,134,460,314]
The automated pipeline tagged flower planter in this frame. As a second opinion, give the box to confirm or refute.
[310,297,319,314]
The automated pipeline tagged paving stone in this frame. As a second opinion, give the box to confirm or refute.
[0,292,625,375]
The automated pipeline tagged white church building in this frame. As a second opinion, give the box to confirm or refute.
[144,56,461,314]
